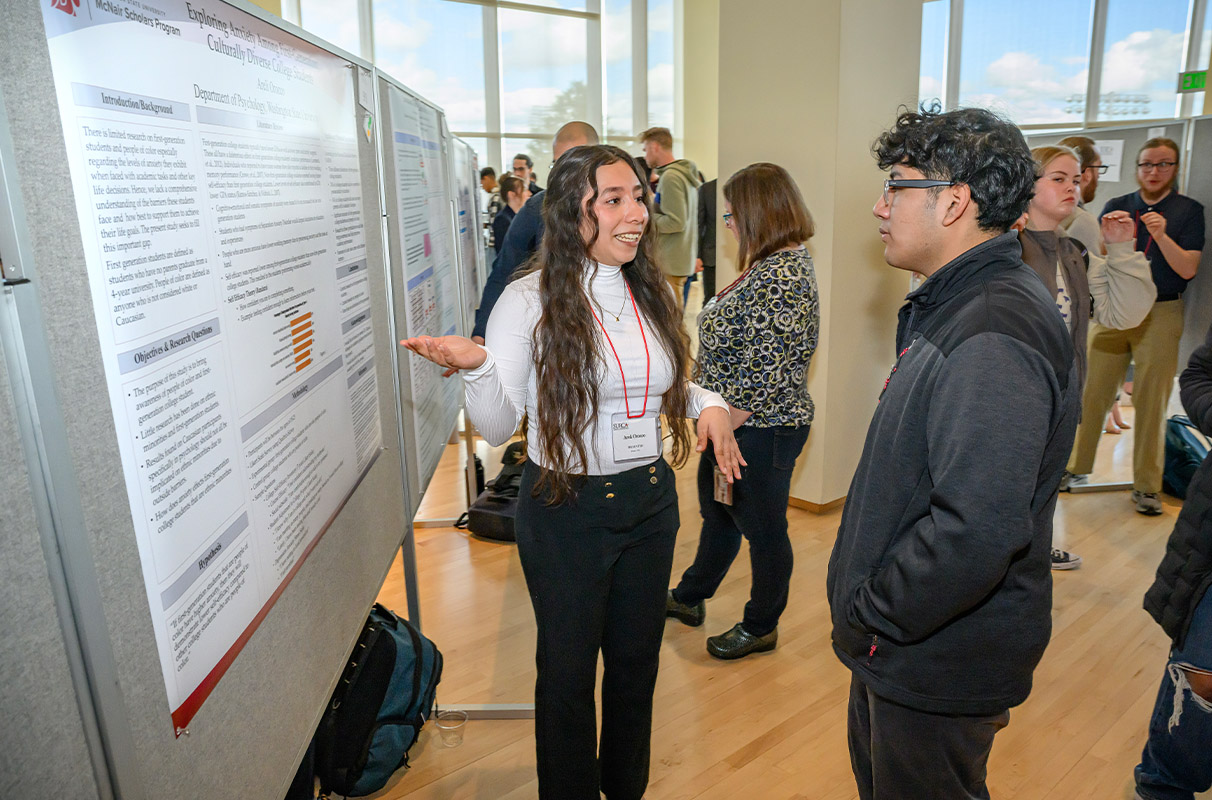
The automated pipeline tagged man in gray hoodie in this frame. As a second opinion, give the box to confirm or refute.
[641,127,702,305]
[828,107,1079,800]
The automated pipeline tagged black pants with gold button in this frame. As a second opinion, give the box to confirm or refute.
[515,458,679,800]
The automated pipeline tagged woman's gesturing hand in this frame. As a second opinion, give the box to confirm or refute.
[1101,210,1136,244]
[400,335,487,374]
[696,405,747,482]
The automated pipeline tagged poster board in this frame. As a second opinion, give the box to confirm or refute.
[451,136,487,334]
[2,0,409,795]
[378,74,465,511]
[39,0,385,734]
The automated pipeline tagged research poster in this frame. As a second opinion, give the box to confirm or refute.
[385,83,463,491]
[40,0,382,732]
[452,138,484,332]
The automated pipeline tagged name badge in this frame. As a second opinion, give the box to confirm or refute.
[611,411,661,462]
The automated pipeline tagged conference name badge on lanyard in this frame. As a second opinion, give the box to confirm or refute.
[589,283,659,462]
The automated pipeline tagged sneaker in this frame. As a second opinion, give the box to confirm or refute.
[665,590,705,627]
[1058,471,1088,492]
[1050,548,1082,570]
[706,623,777,660]
[1132,491,1163,516]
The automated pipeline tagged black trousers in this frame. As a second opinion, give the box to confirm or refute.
[515,458,679,800]
[848,674,1010,800]
[672,424,809,636]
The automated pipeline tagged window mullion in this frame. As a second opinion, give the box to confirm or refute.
[1085,0,1109,124]
[943,0,963,109]
[587,0,604,135]
[633,0,648,134]
[483,4,503,169]
[1179,0,1209,116]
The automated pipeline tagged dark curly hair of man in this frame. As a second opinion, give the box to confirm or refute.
[873,105,1035,234]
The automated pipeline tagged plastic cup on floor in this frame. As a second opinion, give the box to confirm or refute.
[435,709,468,747]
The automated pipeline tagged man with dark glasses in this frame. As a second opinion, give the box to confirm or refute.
[829,106,1079,800]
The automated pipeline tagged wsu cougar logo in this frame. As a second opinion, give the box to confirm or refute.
[51,0,81,14]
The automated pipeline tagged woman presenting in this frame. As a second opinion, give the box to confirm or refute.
[402,144,742,800]
[665,163,819,660]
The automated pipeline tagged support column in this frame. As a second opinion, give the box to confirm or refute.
[717,0,922,507]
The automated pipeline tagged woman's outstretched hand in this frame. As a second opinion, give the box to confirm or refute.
[400,335,487,376]
[696,405,747,482]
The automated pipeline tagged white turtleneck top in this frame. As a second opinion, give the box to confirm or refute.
[463,262,727,475]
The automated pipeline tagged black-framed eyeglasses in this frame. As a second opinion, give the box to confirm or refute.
[1083,164,1109,175]
[882,178,955,204]
[722,212,733,227]
[1137,161,1177,171]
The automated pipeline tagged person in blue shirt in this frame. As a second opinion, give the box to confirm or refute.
[1063,137,1205,516]
[472,121,598,343]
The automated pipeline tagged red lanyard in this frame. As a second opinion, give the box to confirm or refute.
[1134,210,1155,259]
[587,281,651,419]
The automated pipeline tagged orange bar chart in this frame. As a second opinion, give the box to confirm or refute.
[291,313,313,372]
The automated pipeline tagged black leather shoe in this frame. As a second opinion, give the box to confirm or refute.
[706,623,777,660]
[665,590,705,627]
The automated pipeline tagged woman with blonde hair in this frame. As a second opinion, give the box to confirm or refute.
[1018,144,1154,568]
[665,162,819,659]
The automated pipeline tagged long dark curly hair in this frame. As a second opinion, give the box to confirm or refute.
[527,144,692,502]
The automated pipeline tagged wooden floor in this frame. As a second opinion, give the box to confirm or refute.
[372,399,1206,799]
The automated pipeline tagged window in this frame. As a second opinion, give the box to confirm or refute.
[957,0,1094,124]
[498,9,589,134]
[604,0,634,137]
[298,0,362,59]
[919,0,948,108]
[1097,0,1189,120]
[373,0,487,134]
[921,0,1211,125]
[647,0,675,129]
[297,0,676,175]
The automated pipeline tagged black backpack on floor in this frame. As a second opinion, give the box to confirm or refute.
[464,442,525,542]
[1164,415,1209,500]
[315,604,442,797]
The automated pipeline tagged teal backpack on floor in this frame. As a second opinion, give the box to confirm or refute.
[315,604,443,797]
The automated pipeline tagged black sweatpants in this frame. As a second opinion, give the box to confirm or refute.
[848,673,1010,800]
[515,458,679,800]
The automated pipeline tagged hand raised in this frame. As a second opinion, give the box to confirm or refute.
[399,335,486,374]
[1140,211,1167,239]
[1100,210,1136,244]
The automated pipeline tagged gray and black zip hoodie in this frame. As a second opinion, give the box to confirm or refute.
[827,232,1079,716]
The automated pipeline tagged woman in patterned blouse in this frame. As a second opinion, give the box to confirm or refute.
[665,162,820,660]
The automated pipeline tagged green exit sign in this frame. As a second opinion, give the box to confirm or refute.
[1179,70,1207,93]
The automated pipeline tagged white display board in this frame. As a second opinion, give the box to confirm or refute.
[451,137,485,333]
[384,82,464,492]
[40,0,381,732]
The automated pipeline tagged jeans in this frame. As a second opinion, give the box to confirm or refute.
[672,424,810,636]
[515,458,679,800]
[1136,589,1212,800]
[848,674,1009,800]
